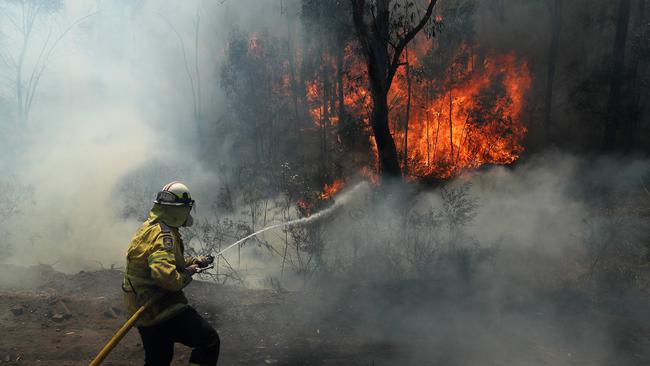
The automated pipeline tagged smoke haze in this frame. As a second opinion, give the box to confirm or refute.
[0,1,649,364]
[0,0,287,269]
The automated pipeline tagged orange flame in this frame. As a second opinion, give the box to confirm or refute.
[243,32,531,182]
[296,198,312,217]
[390,45,532,178]
[295,180,345,217]
[318,180,345,201]
[335,42,531,179]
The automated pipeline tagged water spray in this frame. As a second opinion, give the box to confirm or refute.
[212,181,367,259]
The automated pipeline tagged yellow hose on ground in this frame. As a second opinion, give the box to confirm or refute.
[88,293,163,366]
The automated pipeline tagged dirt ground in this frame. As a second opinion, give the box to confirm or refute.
[1,264,649,365]
[0,265,396,366]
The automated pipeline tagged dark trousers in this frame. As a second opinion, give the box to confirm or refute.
[137,307,220,366]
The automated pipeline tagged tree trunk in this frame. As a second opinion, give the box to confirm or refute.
[499,0,505,21]
[286,14,301,134]
[16,26,32,127]
[426,84,431,166]
[449,91,454,162]
[371,87,402,177]
[322,73,330,177]
[402,46,412,175]
[544,0,563,142]
[362,0,402,178]
[433,100,443,162]
[336,43,345,125]
[623,0,646,149]
[351,0,437,179]
[604,0,633,149]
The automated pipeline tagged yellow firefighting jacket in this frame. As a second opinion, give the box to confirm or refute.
[122,210,198,327]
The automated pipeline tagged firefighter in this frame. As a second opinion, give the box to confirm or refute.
[122,181,219,366]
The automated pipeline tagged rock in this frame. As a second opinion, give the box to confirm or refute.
[103,308,117,319]
[51,313,71,322]
[46,300,72,322]
[100,305,124,318]
[10,305,25,316]
[56,300,71,315]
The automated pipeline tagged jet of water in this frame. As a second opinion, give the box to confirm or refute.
[214,181,368,258]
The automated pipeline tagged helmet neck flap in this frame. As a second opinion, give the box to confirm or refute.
[149,203,193,228]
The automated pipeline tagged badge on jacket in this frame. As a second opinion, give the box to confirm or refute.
[163,236,174,250]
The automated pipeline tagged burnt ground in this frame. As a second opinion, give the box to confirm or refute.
[0,264,649,366]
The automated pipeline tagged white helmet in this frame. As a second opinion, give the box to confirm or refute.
[154,181,195,207]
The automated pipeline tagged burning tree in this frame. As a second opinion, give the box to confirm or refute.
[218,0,532,204]
[347,1,532,180]
[351,0,438,179]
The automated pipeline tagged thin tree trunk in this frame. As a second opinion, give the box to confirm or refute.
[433,100,443,162]
[426,84,431,166]
[286,15,301,133]
[281,201,290,277]
[624,0,646,148]
[544,0,563,142]
[604,0,633,149]
[498,0,505,22]
[322,68,331,178]
[402,46,412,175]
[336,43,346,125]
[281,231,289,277]
[455,114,471,164]
[449,90,454,162]
[266,72,275,162]
[16,8,34,126]
[16,41,26,126]
[329,64,337,121]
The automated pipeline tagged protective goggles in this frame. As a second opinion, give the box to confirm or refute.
[154,190,195,207]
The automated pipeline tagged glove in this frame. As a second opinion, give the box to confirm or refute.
[196,255,214,268]
[185,264,199,277]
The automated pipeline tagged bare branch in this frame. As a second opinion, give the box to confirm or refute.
[351,0,371,56]
[0,49,17,69]
[154,12,199,125]
[387,0,437,88]
[0,6,23,33]
[23,11,98,121]
[24,26,54,107]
